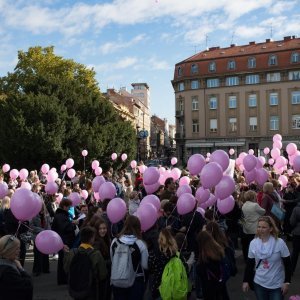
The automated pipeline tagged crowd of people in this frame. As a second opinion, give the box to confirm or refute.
[0,162,299,300]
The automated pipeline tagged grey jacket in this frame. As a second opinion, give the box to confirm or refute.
[290,204,300,236]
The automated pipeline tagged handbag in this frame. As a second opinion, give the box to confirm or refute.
[249,259,262,290]
[271,203,286,221]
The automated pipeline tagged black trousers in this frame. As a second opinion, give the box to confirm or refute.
[291,235,300,273]
[241,233,255,261]
[33,243,49,274]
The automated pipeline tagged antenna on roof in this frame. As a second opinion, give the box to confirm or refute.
[270,23,273,41]
[230,31,235,45]
[205,34,210,50]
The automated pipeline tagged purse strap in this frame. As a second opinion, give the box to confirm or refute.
[255,259,262,270]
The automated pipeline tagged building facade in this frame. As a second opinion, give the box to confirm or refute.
[172,36,300,164]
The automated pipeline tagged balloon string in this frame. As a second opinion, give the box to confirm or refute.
[14,221,22,237]
[179,209,197,254]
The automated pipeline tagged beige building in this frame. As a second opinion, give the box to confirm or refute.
[172,36,300,164]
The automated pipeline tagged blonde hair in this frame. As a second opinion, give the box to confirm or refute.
[158,228,178,256]
[0,235,20,259]
[244,190,257,202]
[1,196,10,209]
[257,216,280,238]
[263,182,274,193]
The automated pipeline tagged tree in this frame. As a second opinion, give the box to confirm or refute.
[0,46,136,171]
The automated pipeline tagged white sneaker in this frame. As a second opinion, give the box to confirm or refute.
[52,254,59,260]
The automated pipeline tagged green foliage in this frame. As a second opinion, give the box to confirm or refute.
[0,46,136,170]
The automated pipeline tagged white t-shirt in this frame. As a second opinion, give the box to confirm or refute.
[248,237,290,289]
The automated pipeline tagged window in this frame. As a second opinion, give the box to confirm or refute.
[292,91,300,104]
[178,67,183,76]
[269,92,278,106]
[229,118,237,132]
[289,71,300,80]
[209,61,216,72]
[249,117,257,131]
[209,97,217,109]
[248,94,257,107]
[178,82,185,91]
[267,73,281,82]
[179,99,184,111]
[292,115,300,129]
[226,76,239,86]
[291,52,300,63]
[191,80,199,89]
[269,55,278,66]
[227,60,236,70]
[228,95,237,108]
[246,74,260,84]
[207,78,220,88]
[191,64,198,74]
[270,116,279,130]
[192,120,199,133]
[192,97,199,110]
[248,57,256,68]
[210,119,217,132]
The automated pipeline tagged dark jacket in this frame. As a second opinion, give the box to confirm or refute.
[0,259,33,300]
[51,208,75,247]
[290,204,300,236]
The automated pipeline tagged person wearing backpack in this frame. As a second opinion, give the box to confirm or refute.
[110,215,148,300]
[196,230,227,300]
[148,228,189,300]
[64,226,107,300]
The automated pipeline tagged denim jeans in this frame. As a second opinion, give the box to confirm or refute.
[112,277,145,300]
[254,282,283,300]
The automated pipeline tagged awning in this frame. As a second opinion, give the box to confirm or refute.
[214,141,245,147]
[186,143,214,148]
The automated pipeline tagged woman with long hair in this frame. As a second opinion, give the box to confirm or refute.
[242,216,292,299]
[196,230,226,300]
[110,215,148,300]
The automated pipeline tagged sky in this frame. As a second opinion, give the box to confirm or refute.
[0,0,300,125]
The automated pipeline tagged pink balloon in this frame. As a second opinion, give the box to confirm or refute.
[243,154,257,172]
[32,193,43,216]
[215,175,235,200]
[121,153,127,161]
[264,147,270,155]
[238,152,247,161]
[130,160,137,168]
[10,189,39,221]
[200,162,223,189]
[107,198,127,224]
[141,195,160,211]
[10,169,19,180]
[98,182,116,200]
[67,168,76,179]
[19,168,29,181]
[45,182,58,195]
[138,165,147,174]
[69,192,81,206]
[159,174,166,185]
[256,158,263,169]
[176,185,192,198]
[258,156,266,166]
[187,154,205,175]
[94,167,103,176]
[94,192,100,201]
[286,143,297,156]
[82,149,88,157]
[2,164,10,173]
[136,203,158,231]
[60,164,67,172]
[47,170,58,182]
[196,207,205,217]
[111,153,117,160]
[41,164,50,174]
[144,182,161,194]
[248,149,254,155]
[81,190,88,200]
[179,176,190,186]
[92,176,105,192]
[256,168,269,185]
[294,156,300,172]
[273,134,282,142]
[164,169,172,180]
[144,167,160,185]
[287,169,294,176]
[92,160,100,170]
[271,148,280,159]
[229,148,235,156]
[177,193,196,215]
[206,153,211,158]
[195,187,210,204]
[56,193,63,203]
[35,230,63,255]
[278,175,288,187]
[244,169,257,184]
[171,168,181,181]
[235,157,242,166]
[210,150,230,172]
[273,140,282,150]
[171,157,178,165]
[0,182,9,198]
[276,156,287,168]
[66,158,74,169]
[205,194,217,207]
[21,182,31,190]
[159,167,166,174]
[217,196,235,214]
[268,158,275,165]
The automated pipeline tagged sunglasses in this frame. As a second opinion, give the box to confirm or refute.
[4,235,16,249]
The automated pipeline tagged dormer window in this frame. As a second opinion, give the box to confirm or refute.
[291,52,300,63]
[191,64,198,74]
[248,57,256,68]
[178,67,183,77]
[209,61,216,72]
[227,60,236,70]
[269,55,278,66]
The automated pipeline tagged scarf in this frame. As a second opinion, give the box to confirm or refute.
[254,236,276,259]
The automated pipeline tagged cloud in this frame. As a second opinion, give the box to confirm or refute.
[94,56,139,73]
[269,0,297,15]
[148,57,171,70]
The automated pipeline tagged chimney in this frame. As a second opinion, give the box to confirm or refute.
[284,36,292,41]
[249,41,255,45]
[230,44,236,47]
[209,46,220,51]
[266,38,271,43]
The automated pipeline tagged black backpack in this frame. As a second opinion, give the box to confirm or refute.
[68,249,95,299]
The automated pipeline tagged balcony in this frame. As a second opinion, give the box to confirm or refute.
[175,110,184,118]
[175,132,185,140]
